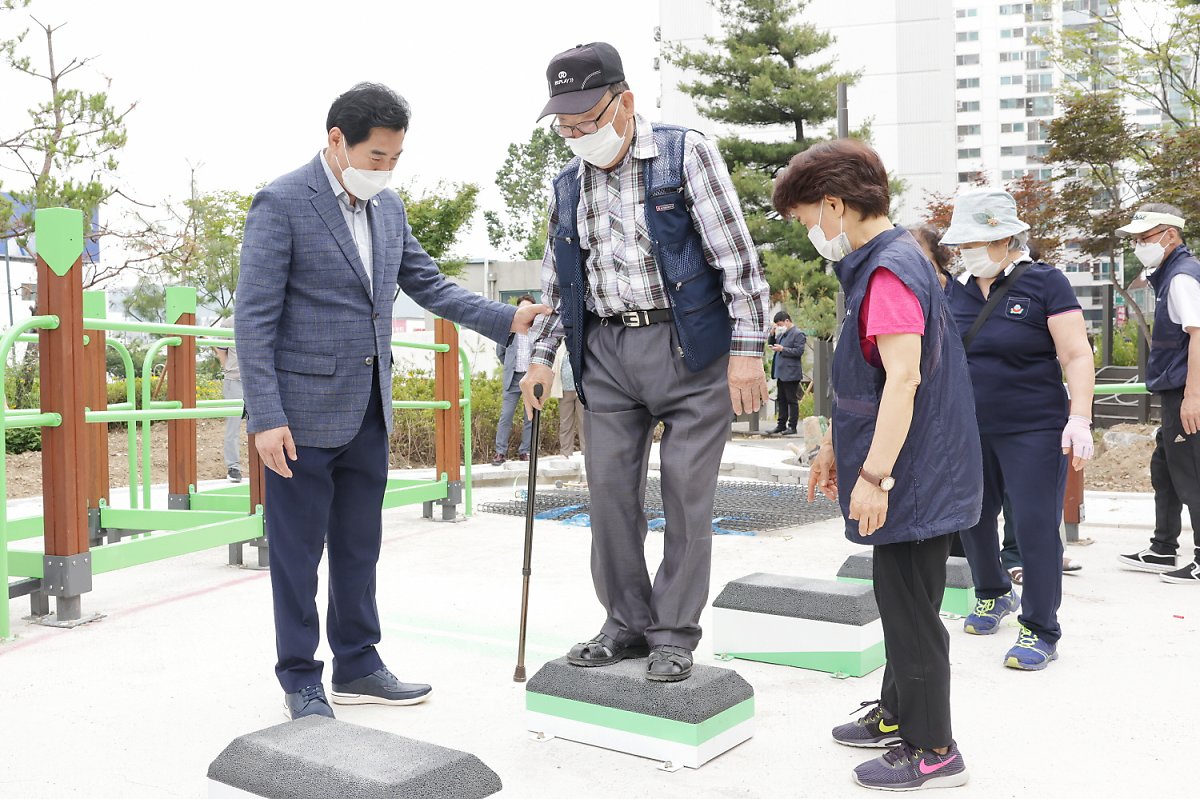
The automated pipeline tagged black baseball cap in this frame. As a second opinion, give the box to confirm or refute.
[538,42,625,120]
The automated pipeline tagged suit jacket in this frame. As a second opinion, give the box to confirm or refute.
[772,326,807,382]
[237,153,516,448]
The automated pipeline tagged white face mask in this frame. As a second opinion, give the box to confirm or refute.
[566,101,630,167]
[335,138,392,201]
[959,245,1006,278]
[1134,231,1169,272]
[808,204,853,261]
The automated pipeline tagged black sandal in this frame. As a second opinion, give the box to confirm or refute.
[567,633,648,667]
[646,645,693,682]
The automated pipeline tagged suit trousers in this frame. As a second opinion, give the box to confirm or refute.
[495,373,532,456]
[265,368,388,693]
[875,534,954,750]
[223,377,243,469]
[583,317,730,650]
[558,389,586,456]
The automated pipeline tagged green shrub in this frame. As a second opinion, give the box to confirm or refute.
[388,371,561,467]
[5,426,42,455]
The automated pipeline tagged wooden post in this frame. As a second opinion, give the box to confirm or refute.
[433,318,462,483]
[165,287,197,509]
[35,208,93,623]
[1063,458,1085,544]
[82,291,110,534]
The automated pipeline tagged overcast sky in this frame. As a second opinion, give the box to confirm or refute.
[0,0,666,266]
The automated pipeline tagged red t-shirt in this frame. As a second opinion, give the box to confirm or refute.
[858,268,926,368]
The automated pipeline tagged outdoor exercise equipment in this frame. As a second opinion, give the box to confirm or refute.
[1,207,477,641]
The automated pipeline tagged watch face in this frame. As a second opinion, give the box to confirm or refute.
[880,476,896,491]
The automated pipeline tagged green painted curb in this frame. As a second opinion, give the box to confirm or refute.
[722,640,886,677]
[83,290,107,320]
[34,207,84,276]
[526,693,754,746]
[165,286,197,325]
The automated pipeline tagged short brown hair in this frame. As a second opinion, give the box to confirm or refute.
[772,139,890,220]
[517,294,536,305]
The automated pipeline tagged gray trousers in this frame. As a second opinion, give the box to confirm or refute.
[583,317,730,650]
[558,390,586,456]
[223,376,243,469]
[495,373,532,456]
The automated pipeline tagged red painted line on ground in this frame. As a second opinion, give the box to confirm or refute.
[0,570,269,657]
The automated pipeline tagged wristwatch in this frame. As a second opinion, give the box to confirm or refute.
[859,467,895,492]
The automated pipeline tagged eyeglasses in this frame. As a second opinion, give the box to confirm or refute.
[554,93,622,138]
[1133,229,1169,245]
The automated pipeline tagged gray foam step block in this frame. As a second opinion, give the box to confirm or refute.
[207,716,501,799]
[712,573,880,626]
[836,551,975,589]
[526,657,752,724]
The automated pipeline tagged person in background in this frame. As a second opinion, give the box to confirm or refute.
[552,341,585,456]
[1115,204,1200,584]
[212,314,243,483]
[493,295,536,466]
[942,188,1095,671]
[779,138,980,791]
[767,310,806,435]
[908,224,954,290]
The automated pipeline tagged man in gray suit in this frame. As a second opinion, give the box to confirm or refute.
[236,83,548,721]
[492,294,535,465]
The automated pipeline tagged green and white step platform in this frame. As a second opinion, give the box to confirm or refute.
[711,573,885,678]
[525,657,755,771]
[837,552,977,616]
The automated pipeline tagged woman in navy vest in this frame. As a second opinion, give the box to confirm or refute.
[774,139,981,792]
[941,189,1095,672]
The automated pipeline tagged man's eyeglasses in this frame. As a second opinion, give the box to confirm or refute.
[554,93,622,138]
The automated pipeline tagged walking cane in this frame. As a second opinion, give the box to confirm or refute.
[513,383,543,683]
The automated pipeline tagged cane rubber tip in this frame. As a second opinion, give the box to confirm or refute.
[513,666,527,682]
[534,384,543,399]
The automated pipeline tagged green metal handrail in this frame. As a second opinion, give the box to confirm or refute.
[140,337,182,509]
[1,314,61,642]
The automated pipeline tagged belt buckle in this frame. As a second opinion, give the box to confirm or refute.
[621,311,643,328]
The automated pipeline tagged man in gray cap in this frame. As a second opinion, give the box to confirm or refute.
[520,42,770,681]
[1115,204,1200,584]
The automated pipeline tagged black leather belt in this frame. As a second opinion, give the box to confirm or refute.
[600,308,673,328]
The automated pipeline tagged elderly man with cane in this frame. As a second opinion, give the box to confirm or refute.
[519,42,770,682]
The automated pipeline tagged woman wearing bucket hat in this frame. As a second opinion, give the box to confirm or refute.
[776,139,981,791]
[941,188,1095,671]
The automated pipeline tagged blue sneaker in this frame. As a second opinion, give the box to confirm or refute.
[853,740,968,791]
[331,667,432,706]
[284,684,335,721]
[1004,625,1058,670]
[963,588,1019,635]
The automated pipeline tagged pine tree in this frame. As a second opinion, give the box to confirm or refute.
[664,0,859,337]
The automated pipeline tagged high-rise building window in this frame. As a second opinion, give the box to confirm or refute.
[957,77,981,89]
[955,8,978,17]
[1001,75,1023,85]
[957,124,982,136]
[1027,95,1054,116]
[956,54,981,66]
[956,31,980,42]
[1001,122,1027,133]
[999,52,1024,62]
[1001,28,1026,38]
[958,148,982,159]
[1000,98,1025,109]
[958,100,981,112]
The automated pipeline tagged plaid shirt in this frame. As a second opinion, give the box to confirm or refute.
[530,115,769,367]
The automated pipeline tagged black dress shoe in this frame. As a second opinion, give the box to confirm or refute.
[567,633,649,667]
[784,427,798,436]
[647,645,693,682]
[766,426,787,435]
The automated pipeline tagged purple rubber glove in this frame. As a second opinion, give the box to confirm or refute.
[1061,415,1094,462]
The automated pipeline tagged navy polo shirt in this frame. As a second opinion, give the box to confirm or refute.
[947,262,1081,434]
